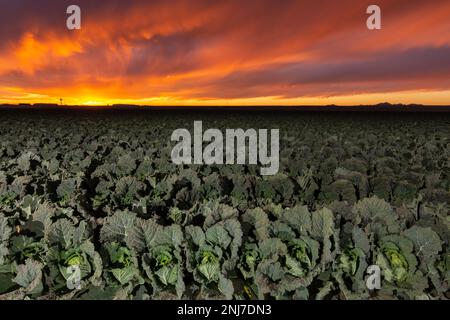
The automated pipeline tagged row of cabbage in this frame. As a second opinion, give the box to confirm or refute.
[1,114,448,216]
[0,112,448,299]
[0,196,448,299]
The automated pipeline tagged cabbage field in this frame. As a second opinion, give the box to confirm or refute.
[0,109,449,300]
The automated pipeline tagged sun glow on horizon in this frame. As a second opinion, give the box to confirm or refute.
[2,89,450,106]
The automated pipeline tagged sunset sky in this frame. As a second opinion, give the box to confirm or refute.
[0,0,450,106]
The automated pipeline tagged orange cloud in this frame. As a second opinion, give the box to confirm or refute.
[0,0,449,105]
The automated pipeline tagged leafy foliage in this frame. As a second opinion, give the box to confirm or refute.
[0,111,448,300]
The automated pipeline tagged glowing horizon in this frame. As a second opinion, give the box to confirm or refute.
[2,90,450,107]
[1,0,450,106]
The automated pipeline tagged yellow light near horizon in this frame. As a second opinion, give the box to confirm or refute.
[81,100,106,106]
[1,89,450,106]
